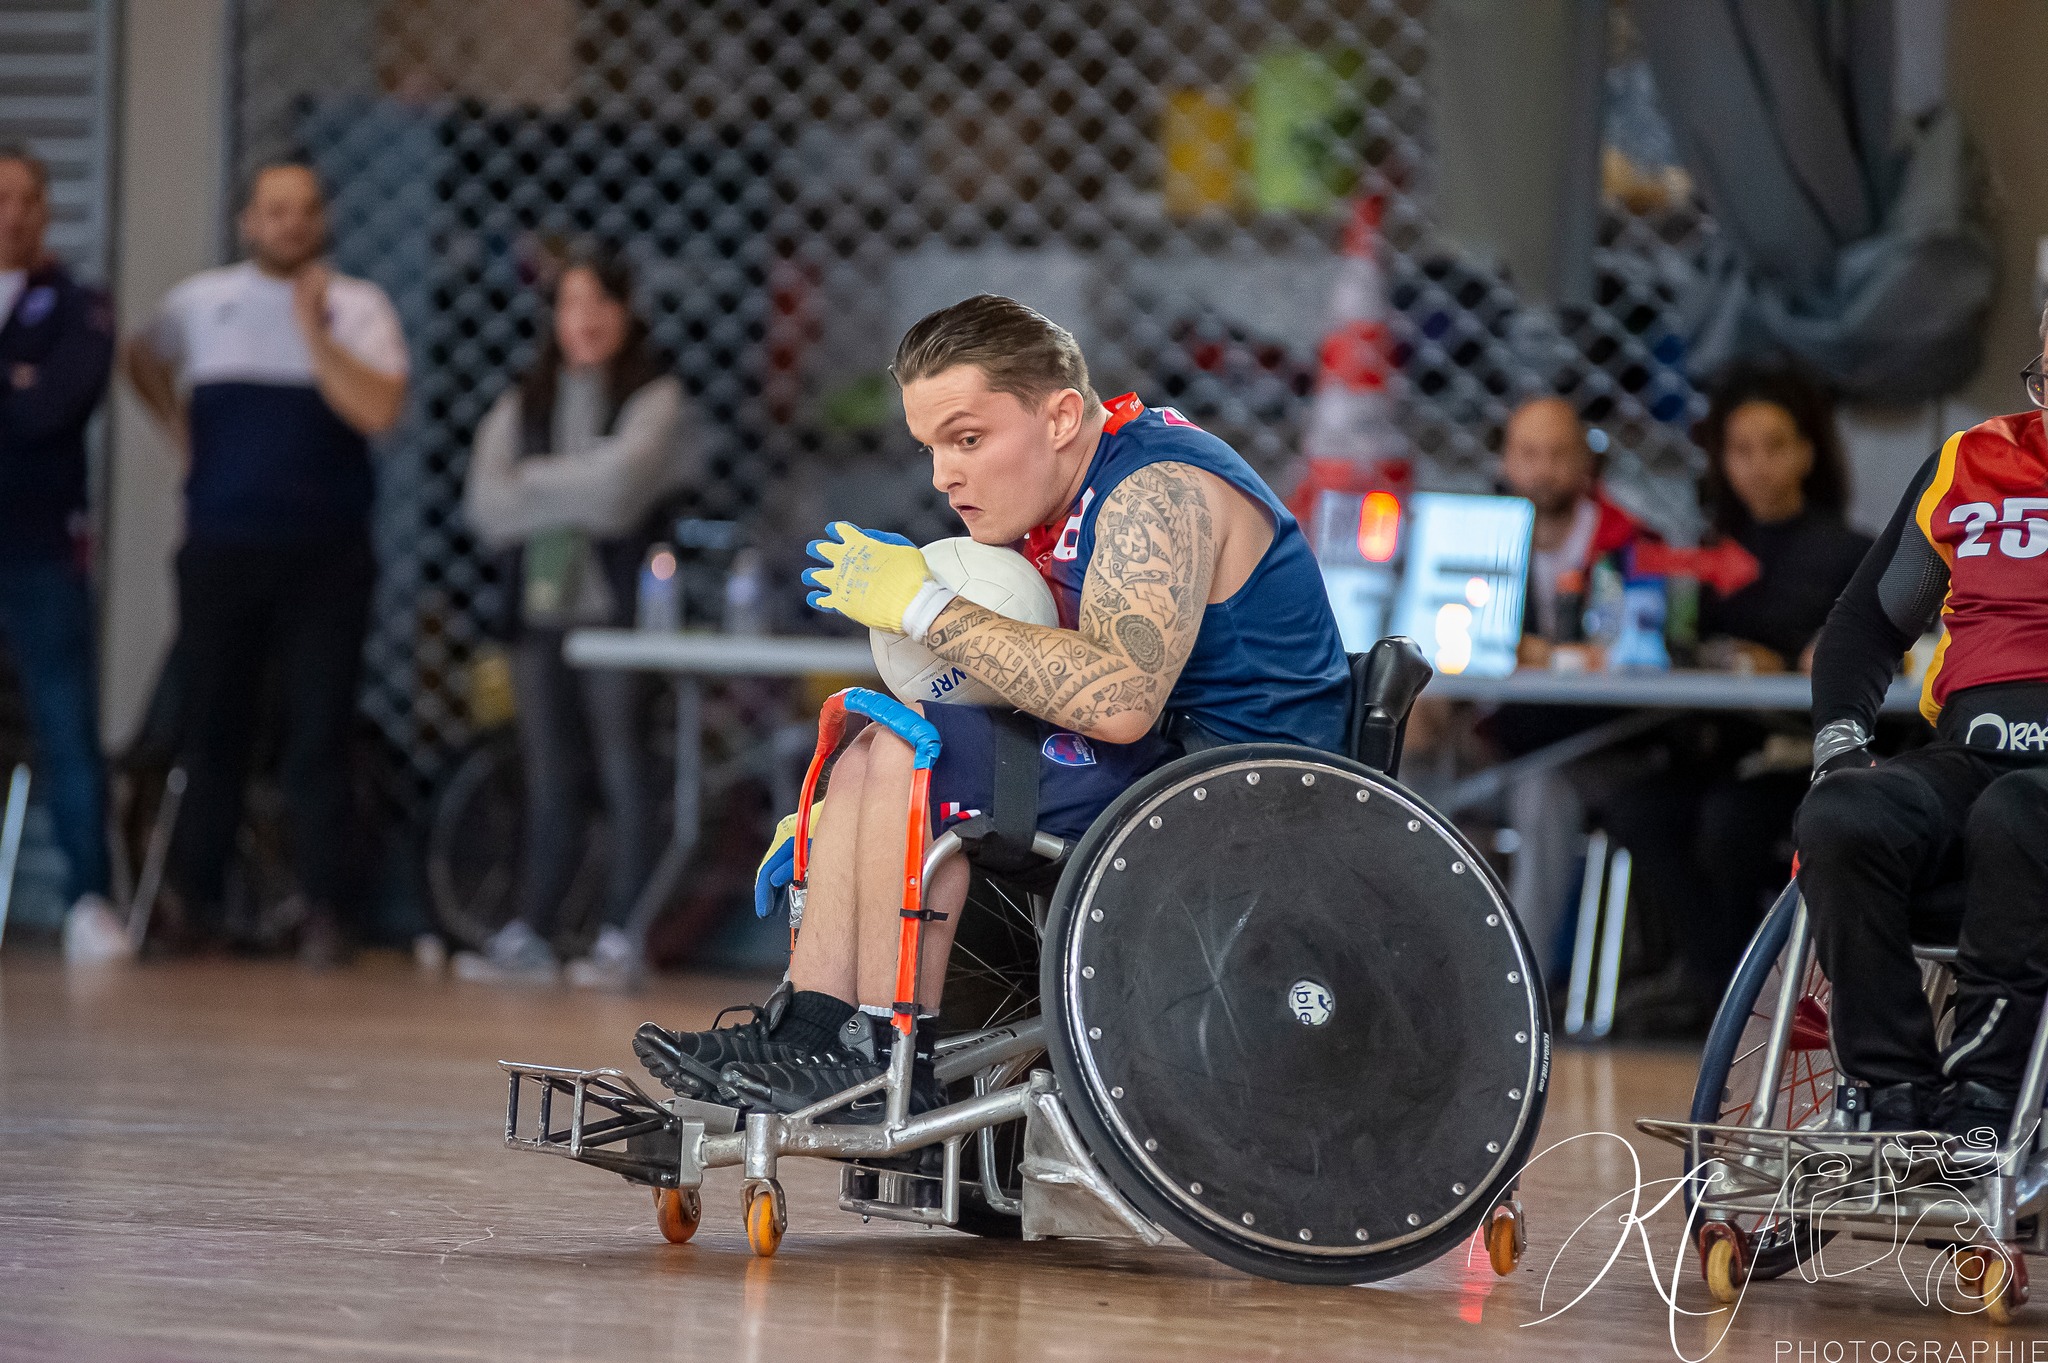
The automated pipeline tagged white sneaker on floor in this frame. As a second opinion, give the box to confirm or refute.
[564,926,645,992]
[451,920,560,984]
[64,895,134,965]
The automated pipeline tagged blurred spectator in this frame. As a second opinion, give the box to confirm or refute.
[1499,396,1640,665]
[1481,396,1644,980]
[122,163,408,967]
[458,252,695,989]
[0,147,122,961]
[1599,365,1871,1036]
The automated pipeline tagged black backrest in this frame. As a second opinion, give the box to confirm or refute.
[1344,636,1433,777]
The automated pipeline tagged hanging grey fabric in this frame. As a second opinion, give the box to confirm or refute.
[1636,0,1994,402]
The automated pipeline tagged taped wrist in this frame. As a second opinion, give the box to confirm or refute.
[1812,719,1872,777]
[901,579,958,643]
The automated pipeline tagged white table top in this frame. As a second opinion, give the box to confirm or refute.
[1426,668,1925,714]
[564,628,878,678]
[566,628,1925,717]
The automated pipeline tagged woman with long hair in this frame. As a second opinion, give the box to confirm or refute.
[458,250,696,987]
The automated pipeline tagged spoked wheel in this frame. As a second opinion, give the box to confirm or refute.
[1042,746,1549,1285]
[940,870,1045,1239]
[653,1186,701,1244]
[1688,884,1835,1282]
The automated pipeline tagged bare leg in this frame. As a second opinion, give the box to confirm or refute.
[851,725,969,1013]
[785,727,874,1000]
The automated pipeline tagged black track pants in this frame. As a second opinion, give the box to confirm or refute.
[1796,743,2048,1091]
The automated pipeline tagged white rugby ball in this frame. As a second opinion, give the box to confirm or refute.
[871,537,1059,706]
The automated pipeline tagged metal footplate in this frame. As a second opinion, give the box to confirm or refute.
[1637,1116,2048,1244]
[501,1062,738,1190]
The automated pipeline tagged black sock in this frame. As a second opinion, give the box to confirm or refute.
[776,990,856,1051]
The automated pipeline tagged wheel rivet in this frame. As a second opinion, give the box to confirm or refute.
[1486,914,1499,926]
[1110,1086,1123,1098]
[1452,862,1465,874]
[1507,971,1520,983]
[1451,1183,1466,1196]
[1193,788,1207,800]
[1081,966,1095,979]
[1246,772,1260,785]
[1090,909,1103,921]
[1298,1228,1312,1241]
[1514,1031,1527,1043]
[1144,1138,1158,1151]
[1406,1213,1420,1226]
[1148,815,1162,829]
[1243,1212,1255,1226]
[1508,1088,1522,1100]
[1113,858,1125,870]
[1355,789,1369,802]
[1088,1027,1102,1040]
[1486,1142,1500,1154]
[1407,819,1420,832]
[1355,1229,1369,1241]
[1189,1182,1202,1194]
[1301,773,1315,786]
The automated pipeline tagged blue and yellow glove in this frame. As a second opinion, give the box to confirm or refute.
[802,523,957,640]
[755,803,824,918]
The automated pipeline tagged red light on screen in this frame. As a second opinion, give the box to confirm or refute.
[1356,491,1400,563]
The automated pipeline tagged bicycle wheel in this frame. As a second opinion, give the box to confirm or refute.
[426,727,608,951]
[1688,882,1834,1280]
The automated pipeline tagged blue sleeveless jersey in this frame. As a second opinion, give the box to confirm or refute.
[1026,394,1350,752]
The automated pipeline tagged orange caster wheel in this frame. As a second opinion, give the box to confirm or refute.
[1484,1200,1526,1276]
[744,1180,786,1258]
[1699,1223,1748,1305]
[1962,1246,2029,1325]
[653,1187,701,1244]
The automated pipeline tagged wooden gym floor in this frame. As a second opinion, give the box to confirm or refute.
[0,953,2015,1361]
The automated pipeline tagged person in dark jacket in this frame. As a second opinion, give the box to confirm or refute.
[1601,365,1871,1035]
[0,147,123,962]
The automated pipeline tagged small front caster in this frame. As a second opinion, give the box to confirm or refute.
[744,1179,786,1258]
[1961,1246,2029,1325]
[654,1187,701,1245]
[1699,1222,1749,1305]
[1484,1199,1525,1276]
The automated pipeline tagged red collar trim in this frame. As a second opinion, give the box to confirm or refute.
[1102,392,1144,434]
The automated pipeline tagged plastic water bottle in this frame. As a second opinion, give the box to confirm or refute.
[1608,574,1671,671]
[637,544,683,631]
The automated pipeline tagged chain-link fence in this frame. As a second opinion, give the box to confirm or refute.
[231,0,1717,807]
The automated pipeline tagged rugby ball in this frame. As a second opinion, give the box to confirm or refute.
[871,538,1059,706]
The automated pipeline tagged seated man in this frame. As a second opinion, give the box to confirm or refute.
[1797,338,2048,1145]
[634,294,1350,1114]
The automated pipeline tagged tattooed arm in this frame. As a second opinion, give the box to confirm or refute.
[922,461,1218,744]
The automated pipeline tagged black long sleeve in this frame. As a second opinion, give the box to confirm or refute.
[1810,452,1947,735]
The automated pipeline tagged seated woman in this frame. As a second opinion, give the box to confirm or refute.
[1599,365,1870,1036]
[457,251,696,987]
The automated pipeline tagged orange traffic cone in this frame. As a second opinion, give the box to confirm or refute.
[1289,196,1412,525]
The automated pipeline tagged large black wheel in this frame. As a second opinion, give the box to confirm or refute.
[1687,883,1835,1280]
[1041,744,1549,1285]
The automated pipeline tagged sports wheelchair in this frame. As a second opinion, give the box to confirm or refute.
[500,637,1551,1285]
[1638,877,2048,1323]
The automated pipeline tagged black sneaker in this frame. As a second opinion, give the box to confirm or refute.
[718,1014,943,1123]
[633,981,839,1098]
[1866,1082,1929,1132]
[1936,1082,2019,1178]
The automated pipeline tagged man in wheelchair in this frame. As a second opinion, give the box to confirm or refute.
[1797,334,2048,1148]
[632,294,1351,1119]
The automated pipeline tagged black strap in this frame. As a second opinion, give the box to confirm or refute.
[989,708,1040,849]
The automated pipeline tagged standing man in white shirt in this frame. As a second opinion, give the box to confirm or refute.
[123,162,409,966]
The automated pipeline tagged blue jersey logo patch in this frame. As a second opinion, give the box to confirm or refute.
[1041,732,1097,766]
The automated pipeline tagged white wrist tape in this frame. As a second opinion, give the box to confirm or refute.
[901,580,958,643]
